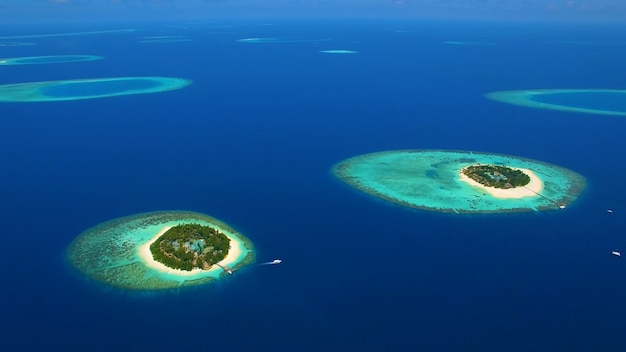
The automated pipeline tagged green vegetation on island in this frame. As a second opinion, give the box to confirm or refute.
[462,164,530,189]
[150,224,230,271]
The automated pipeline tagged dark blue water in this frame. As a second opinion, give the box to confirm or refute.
[2,20,626,352]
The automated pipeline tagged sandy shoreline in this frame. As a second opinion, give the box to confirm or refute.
[458,166,544,199]
[138,225,243,277]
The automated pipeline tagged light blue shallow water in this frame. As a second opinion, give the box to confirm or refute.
[531,91,626,113]
[41,79,160,97]
[67,211,254,290]
[0,55,103,65]
[333,150,586,213]
[0,77,191,102]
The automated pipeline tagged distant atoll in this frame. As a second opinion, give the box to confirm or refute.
[140,36,193,44]
[0,42,35,47]
[443,41,496,46]
[0,55,103,66]
[319,50,358,54]
[486,89,626,116]
[332,150,586,214]
[0,29,136,40]
[0,76,191,102]
[67,211,255,290]
[142,36,188,40]
[237,37,332,44]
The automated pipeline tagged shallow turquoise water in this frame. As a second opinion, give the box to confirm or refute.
[486,89,626,116]
[41,79,160,97]
[530,91,626,113]
[237,37,331,43]
[67,211,254,290]
[0,55,102,65]
[140,38,193,43]
[0,77,191,102]
[333,150,586,213]
[22,57,83,64]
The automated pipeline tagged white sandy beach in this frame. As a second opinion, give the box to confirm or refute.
[138,225,243,276]
[458,167,544,199]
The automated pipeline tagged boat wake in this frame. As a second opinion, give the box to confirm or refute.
[257,259,282,266]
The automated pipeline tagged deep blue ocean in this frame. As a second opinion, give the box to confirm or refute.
[2,19,626,351]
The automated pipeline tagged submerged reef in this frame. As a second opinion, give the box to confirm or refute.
[0,42,35,47]
[0,55,103,65]
[0,76,191,102]
[140,36,193,44]
[332,150,586,214]
[486,89,626,116]
[237,37,332,43]
[319,50,358,54]
[0,29,136,40]
[443,41,496,46]
[67,211,255,290]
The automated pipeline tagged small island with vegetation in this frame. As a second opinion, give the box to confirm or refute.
[67,211,255,290]
[332,150,586,213]
[461,164,530,189]
[150,224,230,271]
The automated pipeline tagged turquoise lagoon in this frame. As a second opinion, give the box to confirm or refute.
[67,211,255,290]
[0,77,191,102]
[332,150,586,214]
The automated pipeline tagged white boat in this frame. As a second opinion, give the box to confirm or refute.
[607,209,613,213]
[611,251,621,257]
[271,259,282,264]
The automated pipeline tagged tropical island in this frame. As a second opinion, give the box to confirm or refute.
[66,211,255,290]
[460,164,530,189]
[331,150,587,213]
[150,224,230,271]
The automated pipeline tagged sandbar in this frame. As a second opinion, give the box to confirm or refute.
[458,167,543,199]
[138,225,243,277]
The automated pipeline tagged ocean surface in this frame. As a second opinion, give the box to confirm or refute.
[1,19,626,351]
